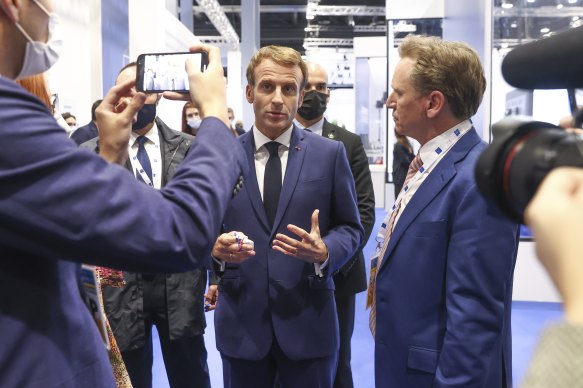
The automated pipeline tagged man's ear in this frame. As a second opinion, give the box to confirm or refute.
[0,0,21,23]
[426,90,445,118]
[245,84,253,103]
[325,87,330,105]
[155,93,162,105]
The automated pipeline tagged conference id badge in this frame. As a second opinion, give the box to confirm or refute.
[80,265,110,351]
[366,247,381,308]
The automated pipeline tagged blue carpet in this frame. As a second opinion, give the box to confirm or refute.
[151,208,564,387]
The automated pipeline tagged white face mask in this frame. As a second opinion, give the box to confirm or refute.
[187,118,202,130]
[14,0,62,80]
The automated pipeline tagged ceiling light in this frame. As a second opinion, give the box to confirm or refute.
[557,3,564,8]
[527,0,535,3]
[510,21,518,28]
[501,1,514,9]
[568,0,577,3]
[540,27,550,33]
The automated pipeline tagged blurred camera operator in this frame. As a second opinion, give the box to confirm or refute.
[521,167,583,387]
[0,0,246,387]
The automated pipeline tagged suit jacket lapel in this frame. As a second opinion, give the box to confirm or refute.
[322,120,337,140]
[239,132,271,233]
[380,128,482,268]
[272,126,306,232]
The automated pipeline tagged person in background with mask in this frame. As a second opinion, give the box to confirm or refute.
[81,62,213,388]
[62,111,76,129]
[71,99,103,144]
[182,101,202,135]
[0,1,246,387]
[293,61,375,388]
[228,106,244,136]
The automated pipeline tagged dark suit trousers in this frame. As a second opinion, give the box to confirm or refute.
[121,275,211,388]
[222,335,338,388]
[334,293,356,388]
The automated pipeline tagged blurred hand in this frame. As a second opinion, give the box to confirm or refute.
[95,79,146,164]
[163,43,229,127]
[272,209,328,264]
[211,231,255,264]
[204,285,218,312]
[525,167,583,324]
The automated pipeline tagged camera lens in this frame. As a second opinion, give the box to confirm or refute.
[475,117,583,223]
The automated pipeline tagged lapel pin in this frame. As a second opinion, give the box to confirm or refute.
[295,145,301,151]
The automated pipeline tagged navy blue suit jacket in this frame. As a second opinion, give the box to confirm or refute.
[0,77,246,387]
[374,128,519,388]
[215,126,364,360]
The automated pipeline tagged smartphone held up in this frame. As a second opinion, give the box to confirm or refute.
[136,52,208,93]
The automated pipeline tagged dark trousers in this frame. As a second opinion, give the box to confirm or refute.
[333,293,356,388]
[222,335,338,388]
[121,275,210,388]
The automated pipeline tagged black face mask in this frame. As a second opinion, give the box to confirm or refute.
[298,90,328,121]
[132,103,157,131]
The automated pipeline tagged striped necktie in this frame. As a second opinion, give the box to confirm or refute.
[367,153,422,337]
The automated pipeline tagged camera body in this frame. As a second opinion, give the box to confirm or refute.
[475,117,583,223]
[475,26,583,222]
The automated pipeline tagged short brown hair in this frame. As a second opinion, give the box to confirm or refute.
[398,35,486,120]
[246,45,308,90]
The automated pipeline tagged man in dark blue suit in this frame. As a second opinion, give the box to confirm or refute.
[0,1,245,386]
[210,45,364,388]
[369,35,519,387]
[70,99,102,145]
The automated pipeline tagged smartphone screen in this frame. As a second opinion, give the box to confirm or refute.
[136,52,208,93]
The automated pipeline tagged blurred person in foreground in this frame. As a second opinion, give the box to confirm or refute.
[294,60,375,388]
[521,167,583,388]
[0,0,246,387]
[368,34,519,387]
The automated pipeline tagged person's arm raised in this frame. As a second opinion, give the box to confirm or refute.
[95,79,146,164]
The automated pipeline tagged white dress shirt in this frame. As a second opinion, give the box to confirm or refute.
[128,123,162,190]
[252,125,293,201]
[293,116,325,135]
[392,119,472,228]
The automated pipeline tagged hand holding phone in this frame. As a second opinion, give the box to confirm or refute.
[136,52,208,93]
[162,44,230,127]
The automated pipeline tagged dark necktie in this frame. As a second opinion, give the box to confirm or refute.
[136,136,153,184]
[263,141,282,227]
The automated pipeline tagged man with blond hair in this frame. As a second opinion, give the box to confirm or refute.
[210,45,363,388]
[369,35,519,387]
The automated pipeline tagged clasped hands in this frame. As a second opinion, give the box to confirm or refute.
[211,209,329,265]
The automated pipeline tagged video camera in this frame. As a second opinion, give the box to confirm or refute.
[475,25,583,223]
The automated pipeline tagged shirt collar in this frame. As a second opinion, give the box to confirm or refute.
[129,122,159,148]
[293,116,325,136]
[253,124,293,152]
[419,119,472,163]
